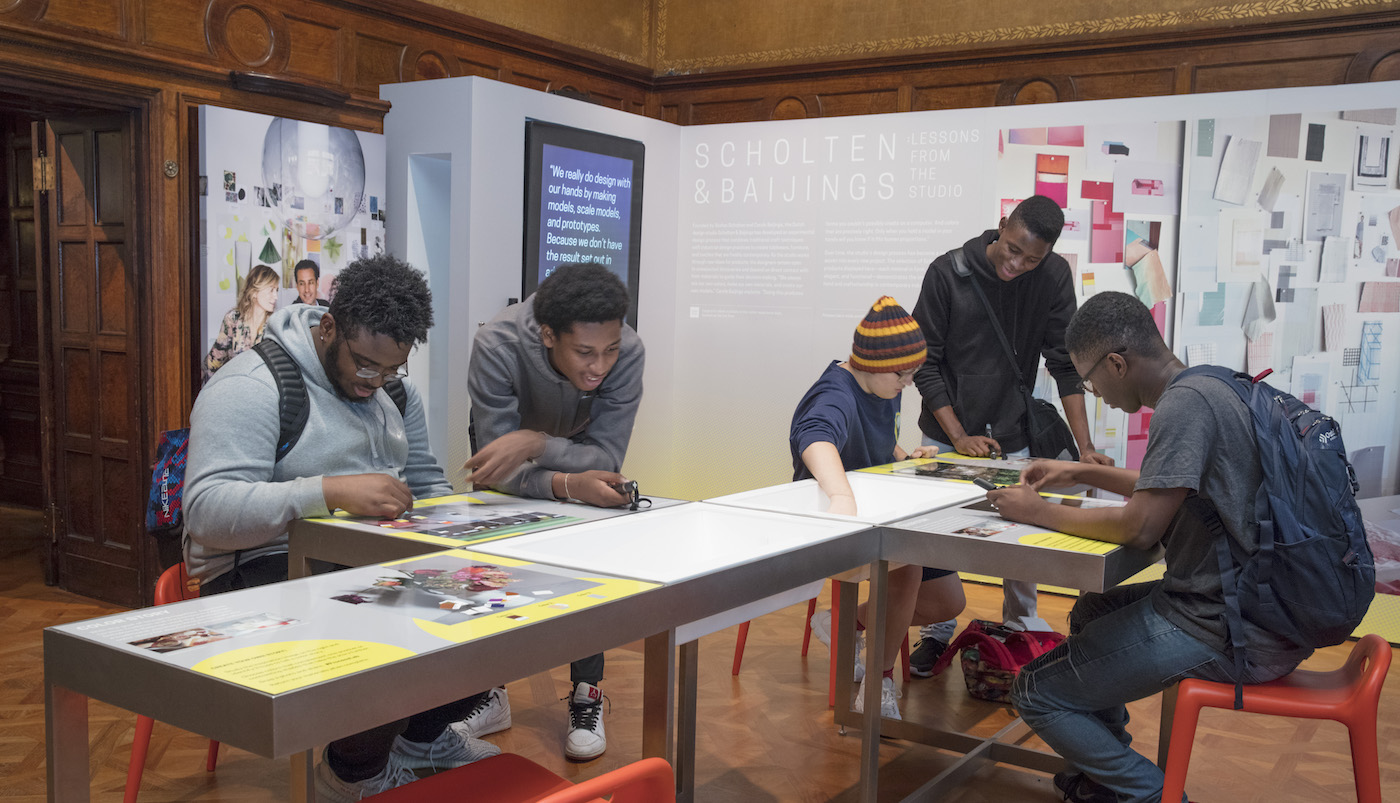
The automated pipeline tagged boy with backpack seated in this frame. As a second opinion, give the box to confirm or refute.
[987,291,1371,803]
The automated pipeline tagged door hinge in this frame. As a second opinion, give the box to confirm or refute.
[33,155,54,193]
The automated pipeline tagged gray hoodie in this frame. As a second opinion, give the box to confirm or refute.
[468,296,644,499]
[184,304,452,581]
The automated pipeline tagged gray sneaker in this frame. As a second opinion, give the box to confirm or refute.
[908,637,949,678]
[393,726,500,772]
[314,748,418,802]
[451,686,512,739]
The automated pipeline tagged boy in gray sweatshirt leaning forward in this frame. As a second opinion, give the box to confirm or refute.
[184,254,497,801]
[460,262,645,761]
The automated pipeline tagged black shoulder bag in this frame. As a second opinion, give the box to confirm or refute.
[950,248,1079,461]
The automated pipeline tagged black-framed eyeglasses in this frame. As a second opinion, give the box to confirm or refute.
[1079,347,1125,395]
[345,343,409,380]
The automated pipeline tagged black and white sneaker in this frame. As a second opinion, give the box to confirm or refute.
[564,681,607,761]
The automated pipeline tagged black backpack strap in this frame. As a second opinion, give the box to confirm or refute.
[253,339,309,463]
[384,378,408,418]
[1205,508,1249,709]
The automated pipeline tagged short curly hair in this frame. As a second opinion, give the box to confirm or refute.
[1007,195,1066,246]
[1065,291,1166,363]
[327,253,434,346]
[532,263,629,334]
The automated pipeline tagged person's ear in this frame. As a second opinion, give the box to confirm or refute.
[320,313,336,343]
[540,324,557,349]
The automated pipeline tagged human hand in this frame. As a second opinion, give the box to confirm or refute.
[558,470,631,508]
[826,493,858,517]
[463,430,546,487]
[908,445,940,459]
[322,473,414,518]
[952,434,1001,458]
[1080,449,1116,467]
[986,483,1044,525]
[1020,459,1079,491]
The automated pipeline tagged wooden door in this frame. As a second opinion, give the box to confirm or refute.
[34,115,146,607]
[0,115,43,511]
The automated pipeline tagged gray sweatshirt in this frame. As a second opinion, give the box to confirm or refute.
[184,304,452,581]
[467,296,644,499]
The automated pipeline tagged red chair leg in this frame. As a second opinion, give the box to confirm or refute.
[1158,683,1206,803]
[900,634,911,682]
[206,740,220,773]
[1348,716,1382,803]
[731,621,750,676]
[800,597,817,656]
[123,715,155,803]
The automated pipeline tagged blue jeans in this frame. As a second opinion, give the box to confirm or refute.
[1011,581,1300,803]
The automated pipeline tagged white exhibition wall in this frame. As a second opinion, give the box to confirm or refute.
[381,78,682,486]
[198,106,386,367]
[380,77,1400,504]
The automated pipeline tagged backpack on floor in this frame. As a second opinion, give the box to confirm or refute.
[1181,366,1375,706]
[145,340,407,539]
[928,619,1065,703]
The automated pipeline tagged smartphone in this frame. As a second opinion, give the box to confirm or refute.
[972,477,1003,491]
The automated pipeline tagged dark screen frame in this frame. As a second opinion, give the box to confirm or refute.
[522,120,644,330]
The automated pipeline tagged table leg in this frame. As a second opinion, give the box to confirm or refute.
[676,639,700,803]
[46,681,89,803]
[858,561,886,803]
[291,750,314,803]
[288,542,310,580]
[642,630,676,763]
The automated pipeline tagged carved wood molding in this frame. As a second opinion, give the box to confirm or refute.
[994,75,1078,106]
[0,0,45,22]
[206,0,289,72]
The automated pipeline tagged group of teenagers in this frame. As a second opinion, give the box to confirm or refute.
[182,194,1316,803]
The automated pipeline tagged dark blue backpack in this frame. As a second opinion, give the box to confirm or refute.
[1182,366,1375,705]
[145,340,407,537]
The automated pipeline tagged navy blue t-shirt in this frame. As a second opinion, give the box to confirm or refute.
[790,361,900,481]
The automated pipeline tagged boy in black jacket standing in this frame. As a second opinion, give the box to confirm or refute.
[908,195,1112,668]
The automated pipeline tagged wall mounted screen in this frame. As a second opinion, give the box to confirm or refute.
[523,121,645,328]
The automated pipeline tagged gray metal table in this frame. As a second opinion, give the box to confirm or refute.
[45,505,878,803]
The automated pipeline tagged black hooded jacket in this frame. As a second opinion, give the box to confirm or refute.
[911,229,1083,454]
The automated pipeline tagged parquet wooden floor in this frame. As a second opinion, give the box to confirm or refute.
[3,504,1397,801]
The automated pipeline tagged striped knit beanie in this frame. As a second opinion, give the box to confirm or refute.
[851,296,926,373]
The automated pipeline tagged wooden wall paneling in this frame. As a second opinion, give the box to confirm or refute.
[457,52,504,80]
[138,0,211,57]
[1191,55,1357,94]
[910,81,1002,112]
[38,0,127,39]
[354,33,408,92]
[282,13,344,85]
[1071,69,1179,102]
[815,87,899,117]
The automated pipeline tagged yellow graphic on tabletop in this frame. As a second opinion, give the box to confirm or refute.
[1019,531,1117,554]
[415,576,659,644]
[192,640,414,694]
[858,457,938,475]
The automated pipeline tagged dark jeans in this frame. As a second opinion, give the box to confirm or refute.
[571,652,604,686]
[198,551,488,781]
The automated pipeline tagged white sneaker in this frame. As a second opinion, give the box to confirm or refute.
[392,726,500,772]
[451,687,512,739]
[564,681,607,761]
[852,675,901,721]
[314,748,418,802]
[809,609,865,682]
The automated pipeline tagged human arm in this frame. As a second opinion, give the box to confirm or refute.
[1060,391,1114,465]
[894,444,940,461]
[184,372,333,552]
[802,441,858,516]
[398,377,454,499]
[1021,459,1139,497]
[202,310,240,381]
[987,483,1186,550]
[912,257,999,456]
[550,470,632,508]
[929,404,1001,457]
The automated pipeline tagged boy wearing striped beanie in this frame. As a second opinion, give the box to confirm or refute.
[789,296,966,721]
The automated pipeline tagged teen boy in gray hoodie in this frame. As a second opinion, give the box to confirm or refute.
[459,262,644,761]
[184,255,495,801]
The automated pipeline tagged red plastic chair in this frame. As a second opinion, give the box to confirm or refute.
[123,563,221,803]
[1160,634,1392,803]
[366,753,675,802]
[731,580,910,707]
